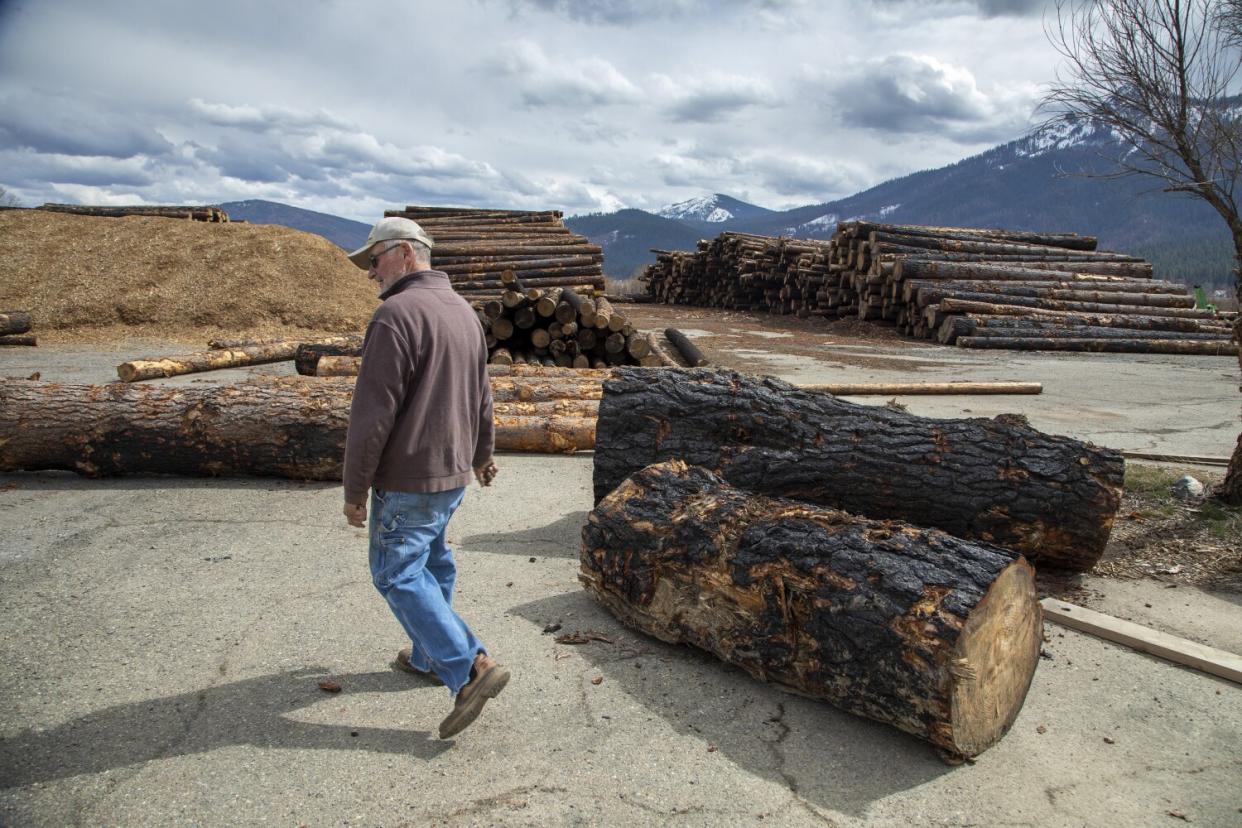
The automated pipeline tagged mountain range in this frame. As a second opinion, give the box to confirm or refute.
[567,119,1235,290]
[222,117,1236,291]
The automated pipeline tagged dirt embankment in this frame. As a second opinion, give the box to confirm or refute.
[0,211,379,343]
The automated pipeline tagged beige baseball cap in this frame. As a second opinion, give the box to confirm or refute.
[347,216,435,269]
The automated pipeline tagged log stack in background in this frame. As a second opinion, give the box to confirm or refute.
[477,275,663,368]
[383,205,605,301]
[642,222,1236,354]
[37,203,230,222]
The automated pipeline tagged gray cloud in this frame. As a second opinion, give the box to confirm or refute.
[871,0,1048,17]
[0,89,173,158]
[657,74,778,123]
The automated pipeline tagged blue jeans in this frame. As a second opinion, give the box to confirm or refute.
[369,486,484,695]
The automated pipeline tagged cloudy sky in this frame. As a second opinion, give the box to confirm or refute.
[0,0,1060,221]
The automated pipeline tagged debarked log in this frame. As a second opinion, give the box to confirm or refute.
[117,341,312,382]
[581,460,1042,758]
[592,368,1124,571]
[0,379,595,477]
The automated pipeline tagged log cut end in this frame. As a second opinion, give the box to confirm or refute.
[946,558,1042,757]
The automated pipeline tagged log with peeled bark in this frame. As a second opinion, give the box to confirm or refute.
[0,334,37,346]
[581,460,1042,758]
[957,336,1239,356]
[493,399,599,417]
[896,259,1157,282]
[117,341,314,382]
[910,284,1195,310]
[316,355,362,376]
[489,378,605,402]
[935,298,1228,327]
[592,368,1124,571]
[0,378,597,476]
[0,311,32,336]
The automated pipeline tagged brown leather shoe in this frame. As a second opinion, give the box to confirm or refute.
[438,655,510,739]
[395,648,443,686]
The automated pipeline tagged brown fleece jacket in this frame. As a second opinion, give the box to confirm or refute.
[342,270,494,504]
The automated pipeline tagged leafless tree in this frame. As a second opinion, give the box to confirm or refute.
[1043,0,1242,504]
[0,186,20,208]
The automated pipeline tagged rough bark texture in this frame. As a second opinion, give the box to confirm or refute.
[294,337,365,376]
[1218,316,1242,504]
[581,460,1043,758]
[0,334,36,346]
[0,378,594,478]
[0,311,32,336]
[592,368,1124,571]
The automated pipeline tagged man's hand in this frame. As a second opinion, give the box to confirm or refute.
[474,461,498,487]
[343,501,367,528]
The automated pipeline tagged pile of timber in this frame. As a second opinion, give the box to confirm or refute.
[591,367,1124,572]
[0,375,599,478]
[0,311,35,346]
[642,233,835,315]
[642,223,1237,355]
[477,273,663,368]
[582,459,1043,759]
[383,205,605,300]
[37,203,229,222]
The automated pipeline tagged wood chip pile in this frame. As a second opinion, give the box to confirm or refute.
[642,222,1237,355]
[383,205,605,301]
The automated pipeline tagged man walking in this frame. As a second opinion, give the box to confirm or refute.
[342,216,507,739]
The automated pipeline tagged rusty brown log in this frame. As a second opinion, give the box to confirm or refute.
[117,341,315,382]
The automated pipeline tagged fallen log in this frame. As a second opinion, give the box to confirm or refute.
[0,379,596,476]
[0,334,37,347]
[936,298,1227,327]
[664,328,708,367]
[592,368,1124,571]
[117,342,311,382]
[295,337,365,375]
[581,459,1042,758]
[0,311,32,336]
[799,381,1042,396]
[956,337,1239,356]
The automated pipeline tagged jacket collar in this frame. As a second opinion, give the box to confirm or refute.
[380,269,449,301]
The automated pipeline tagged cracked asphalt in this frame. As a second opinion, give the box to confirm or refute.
[2,340,1241,826]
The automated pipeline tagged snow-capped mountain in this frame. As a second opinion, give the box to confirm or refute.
[655,193,775,226]
[567,118,1232,288]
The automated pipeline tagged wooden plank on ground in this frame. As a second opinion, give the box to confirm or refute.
[1040,598,1242,685]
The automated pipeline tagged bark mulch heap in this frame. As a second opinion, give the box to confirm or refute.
[0,210,379,344]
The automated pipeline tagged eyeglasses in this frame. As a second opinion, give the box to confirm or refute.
[368,241,406,269]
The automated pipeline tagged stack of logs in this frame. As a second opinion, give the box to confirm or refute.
[642,223,1237,355]
[0,311,35,347]
[37,203,230,222]
[383,206,605,301]
[478,273,663,368]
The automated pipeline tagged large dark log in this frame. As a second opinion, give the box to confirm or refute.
[0,334,37,346]
[592,368,1124,571]
[581,460,1042,758]
[0,311,32,336]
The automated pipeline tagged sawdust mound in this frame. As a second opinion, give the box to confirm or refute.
[0,210,379,343]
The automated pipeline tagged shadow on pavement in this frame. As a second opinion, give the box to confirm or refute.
[0,472,340,493]
[0,668,448,789]
[511,589,953,818]
[459,511,588,559]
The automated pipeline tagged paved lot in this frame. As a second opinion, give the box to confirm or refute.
[1,338,1240,826]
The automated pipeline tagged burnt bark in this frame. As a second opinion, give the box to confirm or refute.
[581,460,1043,758]
[592,368,1124,571]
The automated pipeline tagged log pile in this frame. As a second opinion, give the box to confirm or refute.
[641,222,1236,354]
[592,367,1124,571]
[0,310,35,346]
[582,459,1042,758]
[383,205,605,300]
[476,275,663,368]
[37,203,229,222]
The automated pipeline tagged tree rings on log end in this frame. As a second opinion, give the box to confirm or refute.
[948,559,1041,757]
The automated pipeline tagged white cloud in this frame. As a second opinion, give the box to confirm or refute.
[487,40,642,108]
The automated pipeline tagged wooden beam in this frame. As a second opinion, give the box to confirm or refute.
[1040,598,1242,685]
